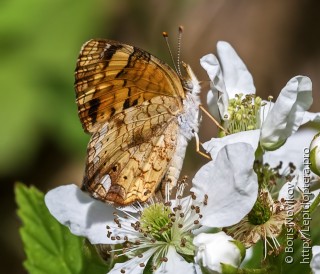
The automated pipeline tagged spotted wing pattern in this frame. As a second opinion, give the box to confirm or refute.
[85,96,181,205]
[75,39,185,133]
[75,39,186,205]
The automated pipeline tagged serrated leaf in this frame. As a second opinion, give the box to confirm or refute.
[15,183,107,274]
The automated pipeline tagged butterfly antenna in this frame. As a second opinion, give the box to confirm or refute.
[162,31,181,77]
[177,25,183,77]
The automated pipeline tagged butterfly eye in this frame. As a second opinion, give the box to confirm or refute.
[182,79,193,92]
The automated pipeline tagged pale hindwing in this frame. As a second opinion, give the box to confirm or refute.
[83,96,181,205]
[75,39,184,133]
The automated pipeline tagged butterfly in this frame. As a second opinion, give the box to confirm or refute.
[75,38,201,206]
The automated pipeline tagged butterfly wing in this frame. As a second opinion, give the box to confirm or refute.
[75,39,187,205]
[75,39,185,133]
[83,96,181,205]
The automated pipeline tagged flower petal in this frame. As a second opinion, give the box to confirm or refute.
[216,41,255,98]
[263,127,319,171]
[109,248,156,274]
[206,85,224,120]
[311,245,320,274]
[303,111,320,124]
[260,76,313,150]
[194,232,241,273]
[200,53,225,90]
[200,53,229,119]
[45,184,132,244]
[192,143,258,227]
[155,246,196,274]
[203,130,261,158]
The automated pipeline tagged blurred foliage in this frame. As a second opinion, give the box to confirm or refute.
[0,0,115,175]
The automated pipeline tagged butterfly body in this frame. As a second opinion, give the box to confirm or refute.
[75,39,200,205]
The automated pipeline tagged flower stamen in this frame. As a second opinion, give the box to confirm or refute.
[105,181,202,269]
[225,93,262,134]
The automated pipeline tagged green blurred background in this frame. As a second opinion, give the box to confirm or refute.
[2,0,320,273]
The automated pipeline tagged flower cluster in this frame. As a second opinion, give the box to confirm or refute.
[200,41,320,272]
[46,142,256,273]
[45,41,320,273]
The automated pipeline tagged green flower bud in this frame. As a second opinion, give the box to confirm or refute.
[310,132,320,176]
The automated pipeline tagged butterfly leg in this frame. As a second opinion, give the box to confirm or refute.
[199,104,228,134]
[194,131,211,160]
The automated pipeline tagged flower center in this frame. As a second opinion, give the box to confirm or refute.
[224,93,262,135]
[106,189,202,271]
[140,203,172,242]
[247,196,272,225]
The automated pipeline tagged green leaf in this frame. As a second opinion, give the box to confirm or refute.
[15,183,108,274]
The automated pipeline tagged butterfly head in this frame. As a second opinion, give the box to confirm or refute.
[180,61,201,95]
[162,27,200,96]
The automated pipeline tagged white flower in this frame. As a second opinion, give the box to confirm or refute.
[200,41,314,151]
[192,142,258,228]
[194,231,242,273]
[45,184,197,273]
[310,132,320,176]
[45,143,258,273]
[311,246,320,274]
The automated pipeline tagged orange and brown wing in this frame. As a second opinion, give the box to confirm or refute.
[82,96,181,205]
[75,39,185,133]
